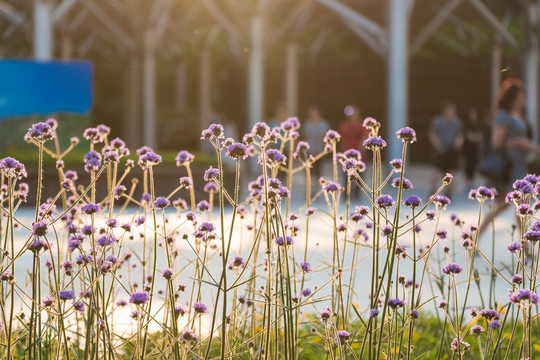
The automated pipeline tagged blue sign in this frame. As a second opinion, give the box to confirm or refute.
[0,60,93,119]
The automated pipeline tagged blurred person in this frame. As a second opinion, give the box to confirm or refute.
[338,105,370,158]
[269,102,288,129]
[303,106,330,179]
[338,105,370,200]
[463,108,483,191]
[479,78,540,235]
[428,100,463,199]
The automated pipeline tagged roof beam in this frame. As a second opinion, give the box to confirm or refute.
[81,0,136,50]
[0,1,24,25]
[315,0,385,37]
[53,0,79,24]
[343,20,386,56]
[410,0,464,55]
[468,0,518,48]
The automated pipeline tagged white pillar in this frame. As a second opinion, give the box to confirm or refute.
[176,62,187,110]
[124,56,141,147]
[525,36,539,142]
[285,42,298,117]
[200,47,211,131]
[34,0,54,60]
[490,43,501,107]
[143,29,157,149]
[248,16,265,130]
[387,0,409,160]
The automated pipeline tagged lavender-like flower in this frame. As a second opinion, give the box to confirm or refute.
[27,122,55,141]
[59,290,75,301]
[300,262,311,273]
[376,194,395,209]
[226,143,249,160]
[154,197,170,209]
[509,289,539,304]
[442,262,463,275]
[193,302,208,314]
[175,150,195,166]
[363,136,387,150]
[129,292,149,305]
[396,127,416,143]
[403,195,422,208]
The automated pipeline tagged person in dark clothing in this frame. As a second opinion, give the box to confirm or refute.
[463,108,483,191]
[428,100,463,198]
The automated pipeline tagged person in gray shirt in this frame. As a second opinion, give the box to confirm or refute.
[428,100,463,198]
[479,78,540,236]
[303,106,330,179]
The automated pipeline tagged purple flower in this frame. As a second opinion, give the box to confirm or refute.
[161,268,174,280]
[387,298,405,310]
[511,274,523,284]
[369,309,380,318]
[0,157,27,179]
[409,309,420,319]
[97,234,116,247]
[204,167,220,181]
[32,221,49,237]
[263,149,286,165]
[335,330,350,344]
[135,216,146,226]
[301,288,312,297]
[470,325,484,335]
[201,124,224,139]
[196,200,209,212]
[488,320,502,329]
[226,143,249,160]
[507,242,522,253]
[431,195,451,208]
[392,177,413,190]
[114,185,127,200]
[305,207,315,217]
[180,329,199,342]
[0,270,14,282]
[479,308,500,321]
[231,256,245,268]
[275,236,294,246]
[73,301,85,313]
[403,195,422,208]
[319,306,333,322]
[450,338,470,353]
[323,130,341,144]
[363,117,380,129]
[42,296,55,307]
[82,203,100,215]
[323,182,343,193]
[509,289,539,304]
[523,231,540,243]
[442,262,463,275]
[27,122,55,141]
[59,290,75,301]
[154,197,170,209]
[435,229,448,240]
[438,300,448,309]
[390,159,402,170]
[175,151,195,166]
[193,302,207,314]
[83,151,102,172]
[396,127,416,143]
[129,292,149,305]
[376,194,394,209]
[138,151,162,169]
[300,262,311,273]
[363,136,387,150]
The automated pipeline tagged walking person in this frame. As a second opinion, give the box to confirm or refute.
[303,106,330,179]
[338,105,370,200]
[463,108,483,191]
[428,100,464,199]
[479,78,540,235]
